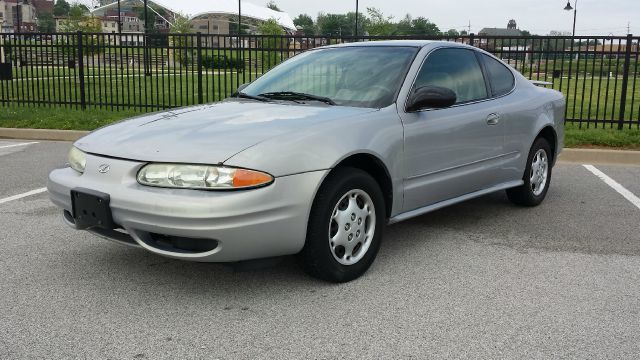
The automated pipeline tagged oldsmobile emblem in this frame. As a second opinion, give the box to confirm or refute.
[98,164,111,174]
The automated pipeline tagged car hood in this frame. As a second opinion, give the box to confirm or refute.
[75,100,375,164]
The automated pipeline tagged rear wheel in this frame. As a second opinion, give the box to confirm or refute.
[507,137,552,206]
[299,167,385,282]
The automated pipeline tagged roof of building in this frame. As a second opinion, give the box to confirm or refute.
[478,27,522,36]
[91,0,295,30]
[31,0,54,15]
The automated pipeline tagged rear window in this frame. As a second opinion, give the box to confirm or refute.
[480,54,515,96]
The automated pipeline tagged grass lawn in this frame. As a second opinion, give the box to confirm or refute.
[0,106,138,130]
[564,123,640,150]
[1,106,638,149]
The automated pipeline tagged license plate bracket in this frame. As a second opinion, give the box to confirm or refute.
[71,188,114,230]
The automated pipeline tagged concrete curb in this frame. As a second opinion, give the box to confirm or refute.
[1,127,638,165]
[0,127,89,142]
[558,148,640,166]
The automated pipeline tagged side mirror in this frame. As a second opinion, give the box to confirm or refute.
[406,85,457,112]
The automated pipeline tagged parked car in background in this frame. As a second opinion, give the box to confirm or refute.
[48,41,565,282]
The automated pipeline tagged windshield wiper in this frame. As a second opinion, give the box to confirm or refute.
[258,91,336,105]
[236,91,269,102]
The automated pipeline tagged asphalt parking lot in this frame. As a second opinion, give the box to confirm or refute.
[1,139,639,359]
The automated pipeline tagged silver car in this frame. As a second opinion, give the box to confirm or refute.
[48,41,565,282]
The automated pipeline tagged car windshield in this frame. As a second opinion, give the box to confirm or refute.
[241,46,418,108]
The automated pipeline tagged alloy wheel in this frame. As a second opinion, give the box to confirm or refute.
[530,149,548,196]
[328,189,376,265]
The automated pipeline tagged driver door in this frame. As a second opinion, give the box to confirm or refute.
[398,47,509,212]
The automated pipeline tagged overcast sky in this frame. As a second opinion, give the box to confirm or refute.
[265,0,639,36]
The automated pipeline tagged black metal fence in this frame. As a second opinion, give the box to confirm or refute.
[1,32,639,129]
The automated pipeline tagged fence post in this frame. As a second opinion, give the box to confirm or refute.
[76,31,86,110]
[469,33,475,48]
[617,33,633,130]
[196,32,203,105]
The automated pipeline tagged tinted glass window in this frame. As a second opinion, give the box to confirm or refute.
[243,47,418,108]
[413,48,487,104]
[481,54,515,96]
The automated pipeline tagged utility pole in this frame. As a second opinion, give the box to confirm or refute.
[117,0,121,33]
[238,0,241,35]
[143,0,148,33]
[15,2,22,34]
[237,0,242,90]
[143,0,150,76]
[354,0,359,37]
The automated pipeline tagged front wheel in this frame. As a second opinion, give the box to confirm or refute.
[506,137,553,206]
[299,167,385,282]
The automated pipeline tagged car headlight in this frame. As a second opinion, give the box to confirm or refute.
[68,146,86,173]
[137,164,274,190]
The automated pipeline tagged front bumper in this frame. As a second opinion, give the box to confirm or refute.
[47,153,327,262]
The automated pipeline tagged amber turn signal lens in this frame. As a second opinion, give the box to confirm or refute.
[232,169,274,188]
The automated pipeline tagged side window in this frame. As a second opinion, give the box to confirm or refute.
[480,53,515,96]
[413,48,487,104]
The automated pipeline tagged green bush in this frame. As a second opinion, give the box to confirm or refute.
[201,55,244,71]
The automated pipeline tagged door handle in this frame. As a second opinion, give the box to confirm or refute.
[486,113,501,125]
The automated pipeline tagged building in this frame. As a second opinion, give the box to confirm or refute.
[31,0,53,16]
[0,0,38,33]
[478,19,523,37]
[0,0,52,33]
[100,9,144,32]
[91,0,296,35]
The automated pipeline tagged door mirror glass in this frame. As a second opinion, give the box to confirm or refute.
[406,85,457,112]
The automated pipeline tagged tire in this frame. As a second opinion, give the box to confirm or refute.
[506,137,553,206]
[299,167,385,282]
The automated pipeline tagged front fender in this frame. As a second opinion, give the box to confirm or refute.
[224,105,404,178]
[224,105,405,216]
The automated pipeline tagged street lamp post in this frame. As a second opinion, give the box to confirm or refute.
[563,1,578,79]
[564,0,577,37]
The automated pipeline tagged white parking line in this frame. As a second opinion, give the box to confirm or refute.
[0,142,39,149]
[0,188,47,205]
[583,164,640,210]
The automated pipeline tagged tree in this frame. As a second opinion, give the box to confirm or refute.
[169,13,194,67]
[37,12,56,32]
[397,16,440,36]
[58,4,101,32]
[444,29,460,37]
[58,4,103,57]
[53,0,70,16]
[258,18,284,70]
[316,13,348,36]
[266,1,281,12]
[293,14,315,35]
[134,5,158,31]
[365,7,394,36]
[344,12,365,36]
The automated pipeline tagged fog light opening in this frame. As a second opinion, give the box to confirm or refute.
[144,233,219,254]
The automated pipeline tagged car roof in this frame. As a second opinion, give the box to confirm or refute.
[323,40,472,49]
